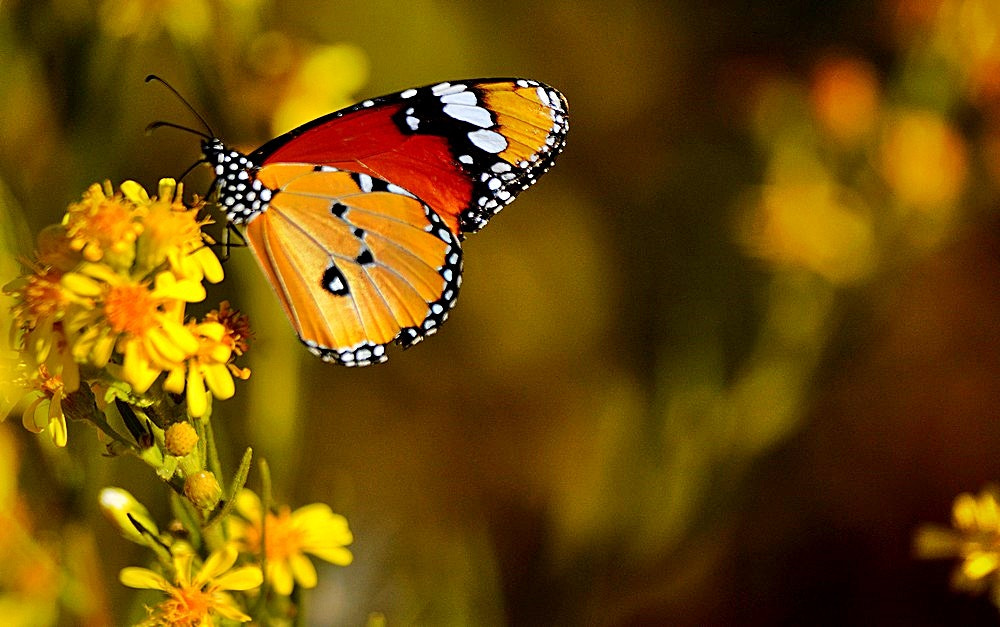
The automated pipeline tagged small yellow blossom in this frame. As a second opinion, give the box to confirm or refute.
[915,487,1000,603]
[63,181,145,270]
[19,365,69,447]
[120,544,262,626]
[230,489,353,596]
[61,265,204,393]
[128,179,223,283]
[164,303,251,418]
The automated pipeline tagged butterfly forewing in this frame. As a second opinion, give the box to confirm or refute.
[250,78,569,235]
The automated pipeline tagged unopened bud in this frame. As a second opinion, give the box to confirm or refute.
[165,422,198,457]
[184,470,222,510]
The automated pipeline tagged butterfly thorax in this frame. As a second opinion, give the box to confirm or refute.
[201,138,273,225]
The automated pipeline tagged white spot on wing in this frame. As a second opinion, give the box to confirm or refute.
[357,173,373,192]
[440,91,477,106]
[443,104,493,128]
[468,129,507,153]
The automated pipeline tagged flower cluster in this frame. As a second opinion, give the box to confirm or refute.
[4,179,250,446]
[102,485,353,624]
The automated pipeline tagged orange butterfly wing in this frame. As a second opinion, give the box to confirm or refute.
[245,164,461,365]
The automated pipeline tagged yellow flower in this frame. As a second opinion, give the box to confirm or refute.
[120,544,262,626]
[164,303,252,418]
[915,487,1000,602]
[230,489,353,596]
[4,267,81,388]
[61,264,204,393]
[127,179,223,284]
[63,181,145,270]
[19,365,69,447]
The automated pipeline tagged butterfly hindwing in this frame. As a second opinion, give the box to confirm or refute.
[244,165,462,366]
[249,78,569,235]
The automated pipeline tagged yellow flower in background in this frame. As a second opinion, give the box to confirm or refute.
[61,264,204,393]
[270,43,369,136]
[739,181,876,284]
[881,110,968,210]
[916,487,1000,603]
[64,181,145,270]
[120,544,262,625]
[230,489,353,596]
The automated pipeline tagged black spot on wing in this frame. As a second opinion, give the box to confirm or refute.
[322,263,349,296]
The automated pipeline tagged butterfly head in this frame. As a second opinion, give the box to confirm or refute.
[201,138,272,225]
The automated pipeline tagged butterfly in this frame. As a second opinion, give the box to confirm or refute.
[157,77,568,366]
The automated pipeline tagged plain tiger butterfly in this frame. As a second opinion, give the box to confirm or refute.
[151,76,569,366]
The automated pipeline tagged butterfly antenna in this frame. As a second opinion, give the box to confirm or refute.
[144,120,212,139]
[145,74,215,138]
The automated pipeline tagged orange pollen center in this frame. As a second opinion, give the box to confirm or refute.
[248,507,303,562]
[159,585,213,626]
[104,284,160,335]
[82,200,137,241]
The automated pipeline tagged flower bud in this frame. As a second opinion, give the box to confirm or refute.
[184,470,222,510]
[165,422,199,457]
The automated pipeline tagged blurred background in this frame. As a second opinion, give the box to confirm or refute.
[3,0,1000,624]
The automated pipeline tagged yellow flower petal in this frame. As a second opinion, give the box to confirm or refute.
[954,493,980,531]
[160,318,200,356]
[203,363,235,400]
[307,545,354,566]
[197,545,239,585]
[212,565,264,592]
[163,367,186,394]
[148,326,194,364]
[120,180,150,204]
[210,596,253,622]
[48,402,67,447]
[154,273,206,303]
[195,247,225,284]
[186,367,208,418]
[963,551,1000,580]
[123,339,162,393]
[119,566,170,590]
[60,271,104,298]
[289,553,318,589]
[269,560,295,596]
[21,397,45,433]
[235,489,262,521]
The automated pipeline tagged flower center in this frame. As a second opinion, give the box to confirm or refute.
[264,507,304,562]
[104,283,159,335]
[158,585,213,626]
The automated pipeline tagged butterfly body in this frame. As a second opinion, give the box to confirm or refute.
[203,78,568,366]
